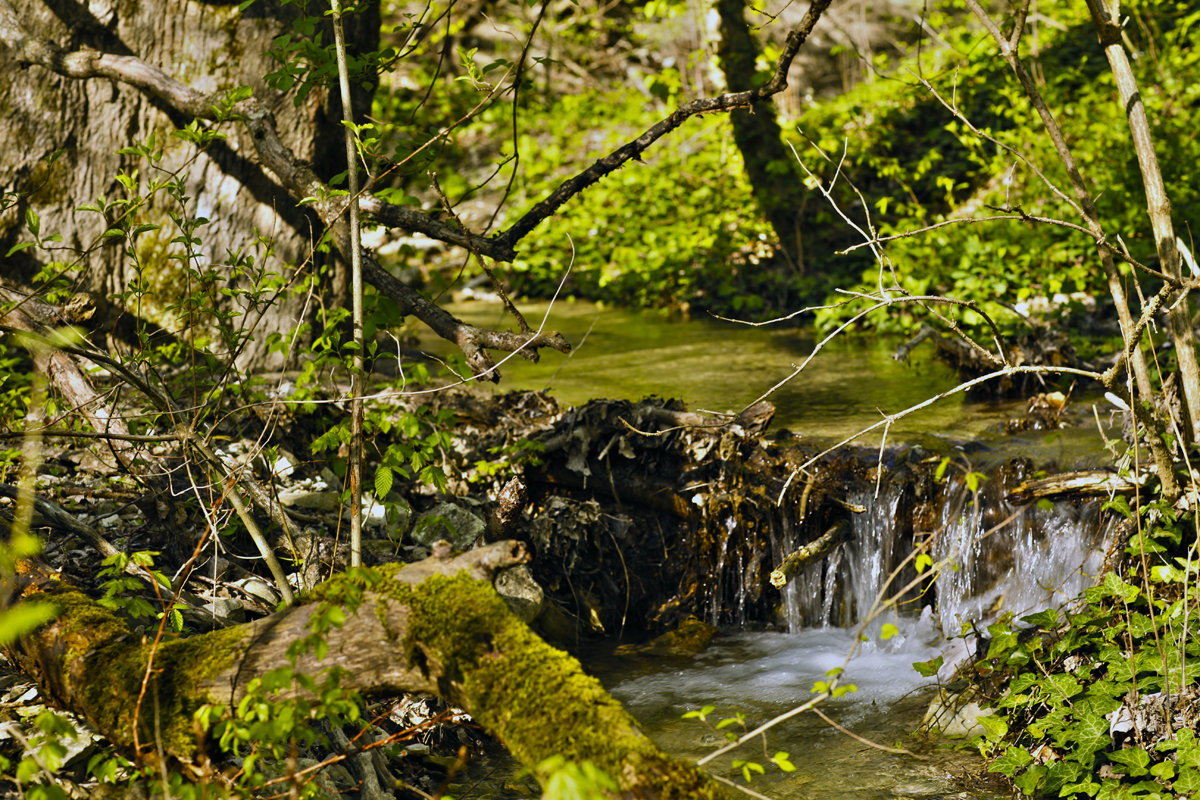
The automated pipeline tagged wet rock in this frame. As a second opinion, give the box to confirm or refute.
[922,688,995,738]
[410,503,485,551]
[494,565,544,623]
[615,617,718,657]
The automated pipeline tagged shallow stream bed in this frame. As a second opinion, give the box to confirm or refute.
[590,625,1004,800]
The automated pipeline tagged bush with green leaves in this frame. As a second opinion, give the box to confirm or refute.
[502,89,780,315]
[804,0,1200,337]
[967,490,1200,800]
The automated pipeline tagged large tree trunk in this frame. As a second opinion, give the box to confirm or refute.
[0,0,377,367]
[715,0,807,270]
[4,542,731,799]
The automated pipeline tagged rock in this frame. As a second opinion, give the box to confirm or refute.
[410,503,485,551]
[494,565,545,624]
[365,494,412,535]
[615,616,719,657]
[277,488,341,511]
[922,687,995,738]
[232,577,280,606]
[361,539,400,565]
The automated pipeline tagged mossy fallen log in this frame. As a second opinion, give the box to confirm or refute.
[4,542,730,798]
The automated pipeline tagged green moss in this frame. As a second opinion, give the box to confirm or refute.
[367,572,727,798]
[40,583,250,763]
[153,623,254,758]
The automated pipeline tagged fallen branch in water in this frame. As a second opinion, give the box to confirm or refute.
[1006,470,1146,505]
[770,519,851,589]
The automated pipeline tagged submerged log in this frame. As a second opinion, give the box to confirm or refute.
[1006,470,1145,505]
[770,520,851,589]
[5,542,730,799]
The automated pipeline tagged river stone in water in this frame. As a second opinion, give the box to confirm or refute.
[923,687,996,738]
[411,503,485,551]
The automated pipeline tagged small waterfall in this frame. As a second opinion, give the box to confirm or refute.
[933,477,1117,638]
[846,485,904,634]
[766,457,1116,639]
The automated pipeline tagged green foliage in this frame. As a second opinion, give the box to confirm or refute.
[96,551,186,634]
[538,756,620,800]
[681,704,800,784]
[975,494,1200,799]
[503,89,779,315]
[0,531,57,647]
[802,0,1200,338]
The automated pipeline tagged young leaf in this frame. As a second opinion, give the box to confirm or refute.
[912,655,944,678]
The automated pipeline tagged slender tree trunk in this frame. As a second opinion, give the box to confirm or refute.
[714,0,807,270]
[1084,0,1200,444]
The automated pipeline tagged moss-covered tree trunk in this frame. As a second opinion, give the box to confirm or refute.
[4,542,731,799]
[0,0,377,366]
[715,0,807,271]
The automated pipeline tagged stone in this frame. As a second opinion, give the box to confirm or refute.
[923,687,995,738]
[410,503,485,551]
[277,488,341,511]
[494,565,544,624]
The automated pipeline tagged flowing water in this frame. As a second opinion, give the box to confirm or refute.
[421,299,1112,455]
[423,301,1118,798]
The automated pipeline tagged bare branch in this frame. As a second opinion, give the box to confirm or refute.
[492,0,834,247]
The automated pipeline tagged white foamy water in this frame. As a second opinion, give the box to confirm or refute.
[610,610,945,723]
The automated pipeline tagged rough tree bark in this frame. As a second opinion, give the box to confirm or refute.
[5,542,732,799]
[0,0,378,367]
[1,0,834,378]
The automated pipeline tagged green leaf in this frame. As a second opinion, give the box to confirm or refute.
[989,745,1033,778]
[771,751,796,772]
[1020,608,1058,629]
[880,623,899,640]
[912,655,944,677]
[0,601,59,645]
[1107,747,1150,776]
[934,457,950,482]
[374,465,393,498]
[1174,766,1200,792]
[25,207,39,236]
[978,713,1007,740]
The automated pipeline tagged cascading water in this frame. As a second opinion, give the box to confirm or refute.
[933,478,1116,640]
[776,461,1115,643]
[603,455,1118,800]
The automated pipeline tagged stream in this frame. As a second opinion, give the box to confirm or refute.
[421,300,1118,799]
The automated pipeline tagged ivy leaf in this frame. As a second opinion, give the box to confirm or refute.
[1107,747,1150,777]
[1020,608,1059,629]
[978,713,1007,740]
[989,746,1033,778]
